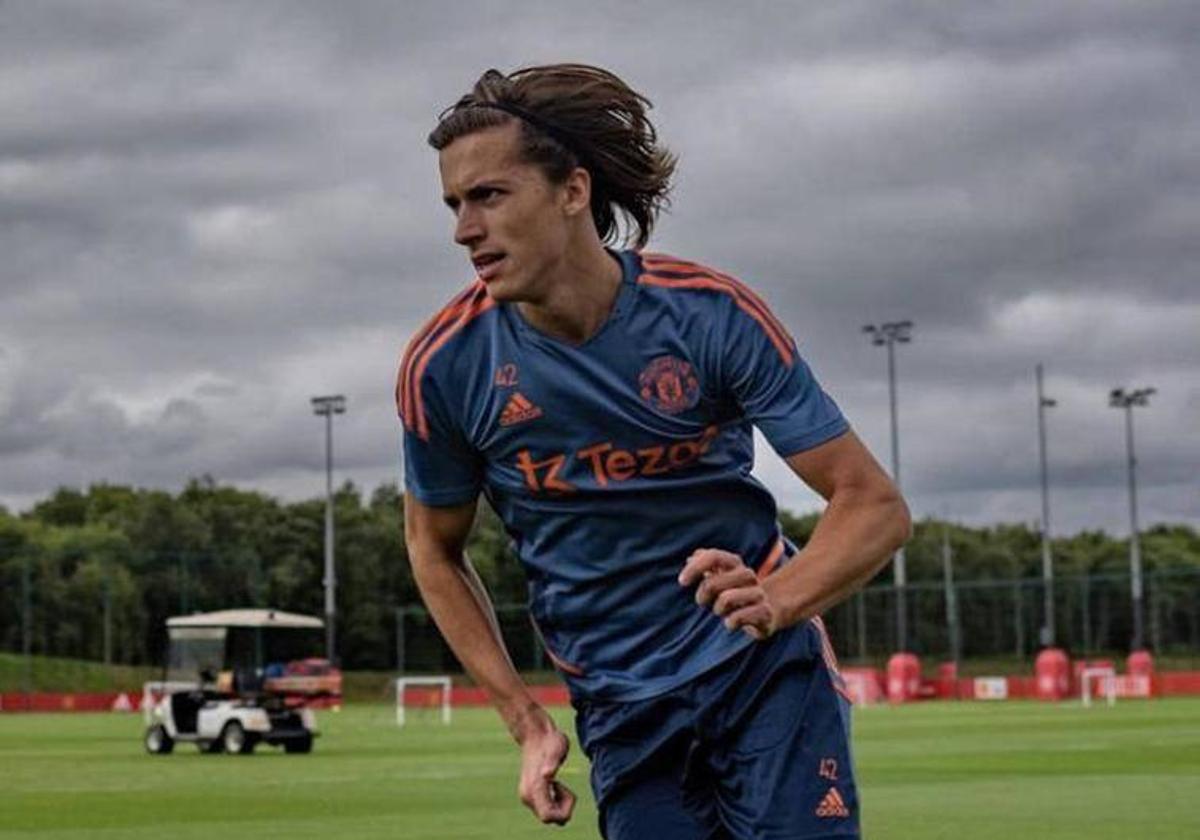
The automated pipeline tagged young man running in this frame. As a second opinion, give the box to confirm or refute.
[399,64,910,839]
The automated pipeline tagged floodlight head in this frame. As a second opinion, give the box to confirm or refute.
[311,394,348,416]
[1131,387,1156,405]
[882,320,913,343]
[863,321,915,346]
[1110,386,1155,409]
[862,324,887,346]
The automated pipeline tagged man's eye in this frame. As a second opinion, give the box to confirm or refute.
[472,187,503,203]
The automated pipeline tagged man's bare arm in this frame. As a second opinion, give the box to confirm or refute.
[768,430,911,624]
[680,431,911,637]
[405,492,575,824]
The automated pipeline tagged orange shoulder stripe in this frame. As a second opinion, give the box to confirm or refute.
[405,284,494,440]
[638,271,795,366]
[398,284,477,421]
[642,253,794,355]
[397,283,482,430]
[642,253,793,341]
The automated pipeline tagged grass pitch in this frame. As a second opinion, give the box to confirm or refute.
[1,699,1198,839]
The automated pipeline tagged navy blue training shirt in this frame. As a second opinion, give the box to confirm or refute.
[398,250,849,701]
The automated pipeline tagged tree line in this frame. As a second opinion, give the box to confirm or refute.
[1,479,1196,670]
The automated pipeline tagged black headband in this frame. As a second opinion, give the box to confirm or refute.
[470,101,584,165]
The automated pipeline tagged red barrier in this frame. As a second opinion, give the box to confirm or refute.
[886,653,921,703]
[840,668,884,704]
[1035,648,1071,700]
[936,662,959,699]
[445,685,570,707]
[0,692,137,713]
[1007,676,1038,699]
[1121,651,1155,698]
[8,672,1200,712]
[1159,672,1200,696]
[0,686,571,713]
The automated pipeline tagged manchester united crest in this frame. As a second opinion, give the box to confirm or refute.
[638,356,700,414]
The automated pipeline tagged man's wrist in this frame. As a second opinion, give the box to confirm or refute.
[762,570,808,630]
[500,698,555,744]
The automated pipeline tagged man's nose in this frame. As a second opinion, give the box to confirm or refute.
[454,207,484,247]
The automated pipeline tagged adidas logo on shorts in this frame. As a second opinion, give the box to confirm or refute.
[815,787,850,819]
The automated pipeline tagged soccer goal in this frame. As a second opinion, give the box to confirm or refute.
[395,676,452,726]
[1080,666,1117,708]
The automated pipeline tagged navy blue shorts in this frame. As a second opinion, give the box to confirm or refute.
[574,620,859,840]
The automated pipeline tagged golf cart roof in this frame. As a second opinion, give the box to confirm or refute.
[166,609,324,629]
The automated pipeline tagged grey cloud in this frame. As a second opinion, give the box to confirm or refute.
[1,1,1196,533]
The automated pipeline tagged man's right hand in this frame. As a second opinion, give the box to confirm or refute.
[516,711,577,825]
[406,495,577,824]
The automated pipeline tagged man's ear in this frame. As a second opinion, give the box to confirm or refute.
[561,166,592,217]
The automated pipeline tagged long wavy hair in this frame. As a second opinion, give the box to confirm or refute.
[428,64,676,249]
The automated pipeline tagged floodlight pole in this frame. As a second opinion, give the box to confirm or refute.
[312,394,347,664]
[179,553,190,614]
[863,320,913,651]
[942,522,960,669]
[1036,364,1057,647]
[22,550,32,699]
[103,556,112,665]
[1109,387,1154,651]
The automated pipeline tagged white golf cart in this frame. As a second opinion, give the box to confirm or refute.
[143,609,341,756]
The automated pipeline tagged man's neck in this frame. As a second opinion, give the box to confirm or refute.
[517,244,624,345]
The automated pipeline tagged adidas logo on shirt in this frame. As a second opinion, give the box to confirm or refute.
[499,392,543,427]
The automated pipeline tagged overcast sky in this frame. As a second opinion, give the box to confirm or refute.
[1,1,1197,536]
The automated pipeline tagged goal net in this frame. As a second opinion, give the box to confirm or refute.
[395,676,452,726]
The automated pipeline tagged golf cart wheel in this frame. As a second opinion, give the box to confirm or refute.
[144,724,174,755]
[221,721,254,755]
[284,733,313,754]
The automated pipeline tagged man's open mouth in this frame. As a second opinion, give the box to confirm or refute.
[472,252,505,270]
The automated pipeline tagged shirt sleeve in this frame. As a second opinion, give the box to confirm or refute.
[401,369,484,506]
[721,295,849,457]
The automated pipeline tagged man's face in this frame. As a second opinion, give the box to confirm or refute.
[438,122,571,303]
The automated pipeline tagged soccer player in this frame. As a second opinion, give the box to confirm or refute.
[399,64,910,839]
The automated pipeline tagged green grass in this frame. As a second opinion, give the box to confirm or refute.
[1,699,1198,838]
